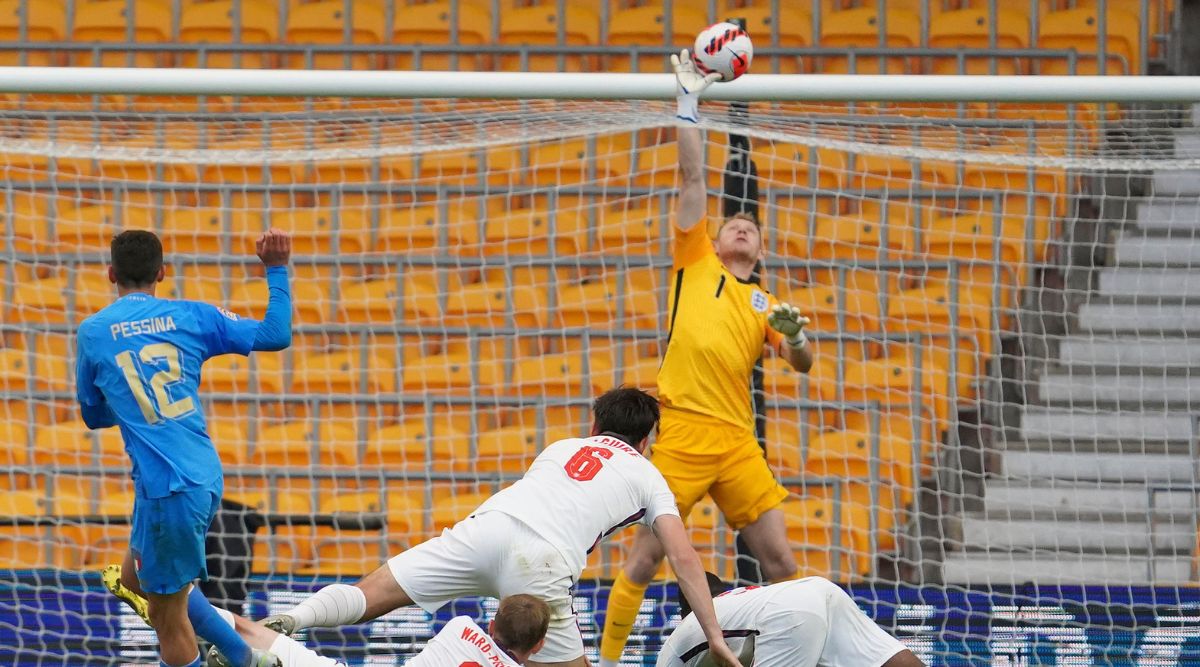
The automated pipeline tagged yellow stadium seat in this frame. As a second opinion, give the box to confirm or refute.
[431,491,489,533]
[474,424,538,474]
[321,489,424,536]
[10,275,70,325]
[959,0,1059,17]
[806,428,914,507]
[1077,0,1162,55]
[45,203,130,254]
[162,208,262,256]
[497,4,600,73]
[1037,7,1140,75]
[809,210,919,266]
[505,406,583,443]
[33,420,125,467]
[458,206,588,256]
[0,420,29,489]
[73,267,117,319]
[780,278,883,333]
[440,280,549,330]
[513,350,613,398]
[929,8,1029,75]
[781,496,871,580]
[607,4,707,73]
[376,202,474,254]
[207,418,249,465]
[279,208,372,254]
[836,346,951,434]
[595,204,664,255]
[819,8,920,74]
[252,420,357,468]
[0,533,82,569]
[401,348,503,395]
[284,0,386,70]
[179,0,279,69]
[293,349,397,394]
[553,277,659,330]
[227,274,324,323]
[392,1,491,72]
[923,212,1029,295]
[0,0,66,66]
[200,351,286,395]
[528,137,632,186]
[751,143,847,192]
[71,0,172,68]
[736,6,811,73]
[364,415,469,469]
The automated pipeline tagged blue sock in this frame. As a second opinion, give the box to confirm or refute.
[187,587,251,667]
[160,656,201,667]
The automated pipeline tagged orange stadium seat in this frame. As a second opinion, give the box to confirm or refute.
[513,349,613,398]
[836,345,951,436]
[809,209,920,266]
[71,0,173,68]
[736,6,811,72]
[179,0,280,69]
[284,0,387,70]
[819,8,920,74]
[497,3,600,73]
[929,8,1030,75]
[959,0,1060,17]
[227,275,324,322]
[780,274,884,333]
[1037,7,1140,75]
[161,208,263,256]
[293,349,397,394]
[280,208,372,254]
[1078,0,1163,55]
[806,428,914,507]
[33,420,125,467]
[0,420,29,490]
[458,206,588,257]
[553,277,659,330]
[365,415,470,469]
[439,280,549,330]
[401,348,504,395]
[201,352,286,395]
[781,496,872,579]
[252,420,358,468]
[595,205,665,255]
[431,491,489,533]
[923,212,1029,285]
[528,136,632,186]
[392,1,491,71]
[474,424,539,474]
[0,0,67,66]
[751,143,848,193]
[606,4,707,73]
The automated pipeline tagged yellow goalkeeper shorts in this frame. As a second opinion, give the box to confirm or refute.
[650,408,789,530]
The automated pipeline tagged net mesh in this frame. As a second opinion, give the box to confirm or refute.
[1,96,1198,665]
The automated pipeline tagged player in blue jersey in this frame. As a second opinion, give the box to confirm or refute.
[75,229,293,667]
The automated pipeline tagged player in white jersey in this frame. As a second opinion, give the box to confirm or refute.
[262,387,745,667]
[657,574,925,667]
[407,594,550,666]
[104,565,549,667]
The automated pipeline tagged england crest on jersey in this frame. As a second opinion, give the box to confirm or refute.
[750,290,769,313]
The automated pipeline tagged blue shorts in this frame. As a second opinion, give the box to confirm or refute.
[130,484,221,595]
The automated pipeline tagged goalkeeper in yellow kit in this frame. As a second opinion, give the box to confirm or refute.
[598,51,814,665]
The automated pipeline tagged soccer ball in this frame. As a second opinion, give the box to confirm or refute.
[692,22,754,82]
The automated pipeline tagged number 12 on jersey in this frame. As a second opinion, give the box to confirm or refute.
[114,343,196,424]
[564,446,613,482]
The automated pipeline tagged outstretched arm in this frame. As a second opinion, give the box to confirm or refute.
[672,50,720,233]
[653,515,744,667]
[251,229,293,352]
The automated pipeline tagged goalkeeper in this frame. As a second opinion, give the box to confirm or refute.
[599,50,813,666]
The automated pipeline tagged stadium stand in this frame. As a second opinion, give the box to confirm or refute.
[0,0,1183,608]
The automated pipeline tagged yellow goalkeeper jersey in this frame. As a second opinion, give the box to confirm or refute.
[656,221,784,436]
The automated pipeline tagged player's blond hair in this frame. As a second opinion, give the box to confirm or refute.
[493,594,551,654]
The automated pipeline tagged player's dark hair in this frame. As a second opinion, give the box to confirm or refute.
[677,572,732,619]
[110,230,163,288]
[592,386,660,445]
[492,594,551,655]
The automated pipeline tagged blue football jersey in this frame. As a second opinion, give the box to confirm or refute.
[75,293,260,498]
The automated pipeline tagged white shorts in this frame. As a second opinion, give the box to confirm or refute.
[386,511,583,663]
[759,578,907,667]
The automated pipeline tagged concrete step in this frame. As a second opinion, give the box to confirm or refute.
[941,553,1193,585]
[1038,370,1200,406]
[960,516,1194,552]
[1001,450,1195,483]
[1058,337,1200,369]
[1078,301,1200,333]
[1192,103,1200,127]
[1098,268,1200,298]
[1176,133,1200,158]
[1151,172,1200,197]
[1019,408,1195,442]
[1114,234,1200,267]
[982,481,1197,516]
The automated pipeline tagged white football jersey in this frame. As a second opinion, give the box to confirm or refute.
[405,616,521,667]
[473,434,680,575]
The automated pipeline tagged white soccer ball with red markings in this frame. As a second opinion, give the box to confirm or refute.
[692,22,754,82]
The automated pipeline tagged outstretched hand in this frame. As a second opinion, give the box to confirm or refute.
[671,49,721,122]
[256,228,292,268]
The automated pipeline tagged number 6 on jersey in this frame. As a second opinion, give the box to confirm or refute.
[564,446,613,482]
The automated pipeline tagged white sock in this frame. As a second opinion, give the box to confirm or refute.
[270,634,346,667]
[215,607,236,630]
[598,659,622,667]
[288,584,367,630]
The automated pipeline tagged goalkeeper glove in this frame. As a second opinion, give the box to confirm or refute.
[768,302,811,349]
[671,49,721,123]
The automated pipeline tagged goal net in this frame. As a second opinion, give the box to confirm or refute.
[1,90,1197,666]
